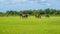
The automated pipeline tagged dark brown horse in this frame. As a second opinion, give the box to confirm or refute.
[20,14,28,18]
[35,14,41,18]
[45,14,49,18]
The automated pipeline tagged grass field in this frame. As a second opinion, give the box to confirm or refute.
[0,16,60,34]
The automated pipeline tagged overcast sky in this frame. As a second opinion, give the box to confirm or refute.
[0,0,60,12]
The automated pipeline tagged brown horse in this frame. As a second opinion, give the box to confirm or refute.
[20,14,28,18]
[45,14,49,18]
[35,14,41,18]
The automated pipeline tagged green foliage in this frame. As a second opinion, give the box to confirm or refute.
[0,8,60,16]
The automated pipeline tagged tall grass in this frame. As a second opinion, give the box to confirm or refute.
[0,16,60,34]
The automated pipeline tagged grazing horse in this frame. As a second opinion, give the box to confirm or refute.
[20,14,28,18]
[45,14,49,18]
[35,14,41,18]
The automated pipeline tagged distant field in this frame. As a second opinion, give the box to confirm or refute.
[0,16,60,34]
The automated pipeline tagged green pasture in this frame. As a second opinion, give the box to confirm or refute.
[0,16,60,34]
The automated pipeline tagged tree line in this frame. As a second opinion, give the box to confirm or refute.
[0,8,60,16]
